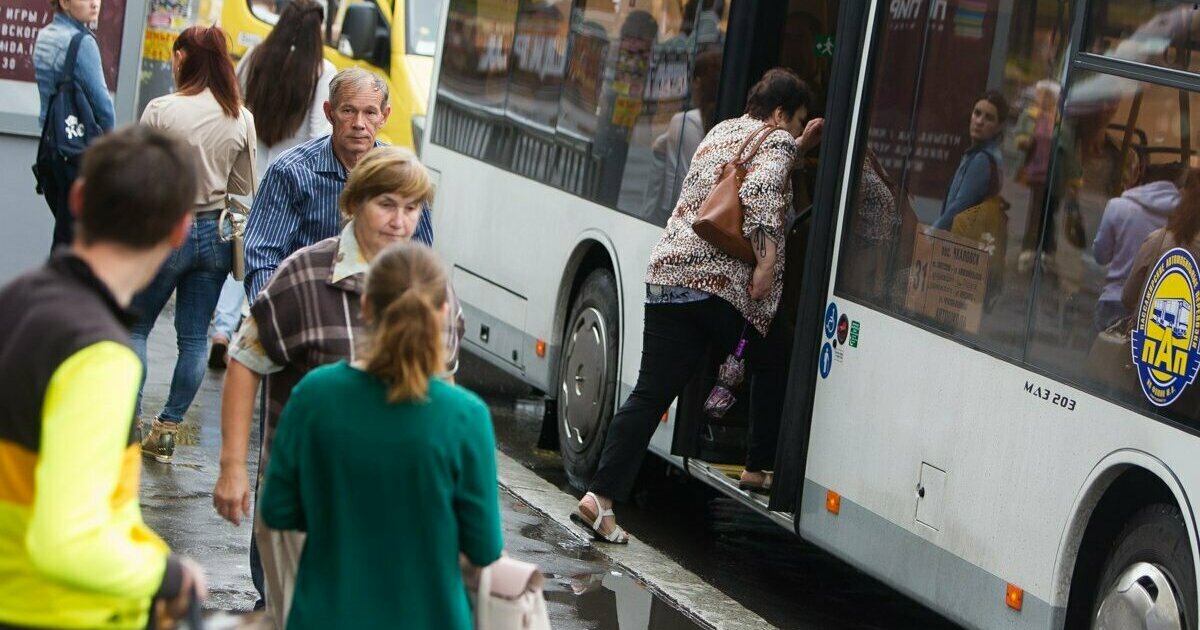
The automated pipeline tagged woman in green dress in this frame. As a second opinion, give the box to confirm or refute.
[259,243,503,629]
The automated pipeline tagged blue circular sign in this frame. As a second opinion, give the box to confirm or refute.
[819,343,833,379]
[824,303,838,339]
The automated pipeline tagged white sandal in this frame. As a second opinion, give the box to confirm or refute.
[570,492,629,544]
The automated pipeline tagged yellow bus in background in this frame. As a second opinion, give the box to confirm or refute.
[219,0,442,148]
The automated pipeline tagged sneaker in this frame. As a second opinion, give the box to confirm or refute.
[208,335,229,370]
[141,418,179,463]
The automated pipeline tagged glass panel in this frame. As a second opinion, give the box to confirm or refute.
[611,3,697,221]
[1027,71,1200,428]
[834,0,1072,359]
[1084,1,1200,73]
[503,0,571,181]
[407,0,443,55]
[431,0,520,163]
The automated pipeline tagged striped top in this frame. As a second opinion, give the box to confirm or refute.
[243,135,434,300]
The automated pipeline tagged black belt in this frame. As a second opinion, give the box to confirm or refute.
[195,208,223,220]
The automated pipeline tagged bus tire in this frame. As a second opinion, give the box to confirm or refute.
[557,269,619,491]
[1092,503,1196,629]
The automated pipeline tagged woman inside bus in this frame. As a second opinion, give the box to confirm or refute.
[932,91,1009,231]
[210,0,336,367]
[1122,168,1200,318]
[573,68,823,543]
[213,147,464,625]
[135,25,256,463]
[259,243,501,629]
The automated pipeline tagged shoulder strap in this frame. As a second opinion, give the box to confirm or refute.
[61,32,89,88]
[735,124,781,165]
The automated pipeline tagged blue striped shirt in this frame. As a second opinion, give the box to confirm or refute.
[243,135,433,300]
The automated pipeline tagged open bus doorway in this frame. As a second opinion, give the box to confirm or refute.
[669,0,840,516]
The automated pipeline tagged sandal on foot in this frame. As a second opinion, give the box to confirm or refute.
[738,471,773,492]
[570,492,629,544]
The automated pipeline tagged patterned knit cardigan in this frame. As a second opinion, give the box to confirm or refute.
[645,115,797,335]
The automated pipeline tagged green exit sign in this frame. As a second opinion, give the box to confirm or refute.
[815,35,834,57]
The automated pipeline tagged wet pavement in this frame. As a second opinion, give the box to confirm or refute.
[459,352,964,630]
[137,302,706,628]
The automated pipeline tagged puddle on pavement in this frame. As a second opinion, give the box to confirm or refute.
[502,490,707,630]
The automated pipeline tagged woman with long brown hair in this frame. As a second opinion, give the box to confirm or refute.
[134,24,256,463]
[237,0,333,169]
[257,242,497,629]
[209,0,335,367]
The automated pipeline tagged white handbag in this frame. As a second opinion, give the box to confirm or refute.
[469,557,551,630]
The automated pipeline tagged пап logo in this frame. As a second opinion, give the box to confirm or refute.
[1131,247,1200,406]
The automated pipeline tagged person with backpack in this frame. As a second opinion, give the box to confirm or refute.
[33,0,116,249]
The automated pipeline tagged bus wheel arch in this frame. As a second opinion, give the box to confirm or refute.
[1058,454,1199,629]
[551,238,621,491]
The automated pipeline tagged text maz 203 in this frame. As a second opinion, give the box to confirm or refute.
[1025,381,1076,411]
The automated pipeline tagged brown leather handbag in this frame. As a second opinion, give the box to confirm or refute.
[692,124,781,263]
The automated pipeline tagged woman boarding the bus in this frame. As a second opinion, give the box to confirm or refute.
[573,68,823,543]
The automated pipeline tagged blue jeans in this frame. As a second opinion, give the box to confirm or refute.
[130,216,232,422]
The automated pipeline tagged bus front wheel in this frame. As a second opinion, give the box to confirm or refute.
[557,269,619,491]
[1093,503,1196,630]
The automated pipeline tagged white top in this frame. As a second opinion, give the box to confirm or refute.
[140,89,257,210]
[236,47,335,177]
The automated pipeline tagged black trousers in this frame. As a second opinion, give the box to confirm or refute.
[589,296,787,502]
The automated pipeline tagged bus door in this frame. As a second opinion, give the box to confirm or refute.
[665,0,857,516]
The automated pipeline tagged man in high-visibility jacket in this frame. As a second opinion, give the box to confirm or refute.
[0,125,207,629]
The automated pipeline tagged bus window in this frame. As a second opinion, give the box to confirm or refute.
[834,0,1072,360]
[1029,71,1200,424]
[432,0,519,162]
[504,0,570,181]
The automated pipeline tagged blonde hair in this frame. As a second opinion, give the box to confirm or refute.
[362,243,447,402]
[340,146,434,220]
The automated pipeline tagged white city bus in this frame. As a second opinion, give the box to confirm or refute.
[423,1,1200,628]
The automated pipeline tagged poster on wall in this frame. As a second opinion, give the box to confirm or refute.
[0,0,126,119]
[866,0,998,200]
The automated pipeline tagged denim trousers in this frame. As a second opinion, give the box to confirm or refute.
[589,296,787,502]
[130,215,232,422]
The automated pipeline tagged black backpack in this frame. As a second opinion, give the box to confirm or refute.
[32,31,103,233]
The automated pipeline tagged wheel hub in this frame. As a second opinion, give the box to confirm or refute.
[1095,562,1183,630]
[559,307,608,454]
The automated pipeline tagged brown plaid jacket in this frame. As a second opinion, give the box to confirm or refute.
[231,226,463,467]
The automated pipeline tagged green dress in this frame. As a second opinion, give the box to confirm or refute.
[260,361,504,629]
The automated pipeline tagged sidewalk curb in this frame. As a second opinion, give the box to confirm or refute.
[494,450,777,630]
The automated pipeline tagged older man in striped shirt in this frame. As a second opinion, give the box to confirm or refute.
[243,67,433,301]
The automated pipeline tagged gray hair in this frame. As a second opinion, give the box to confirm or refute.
[329,68,389,109]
